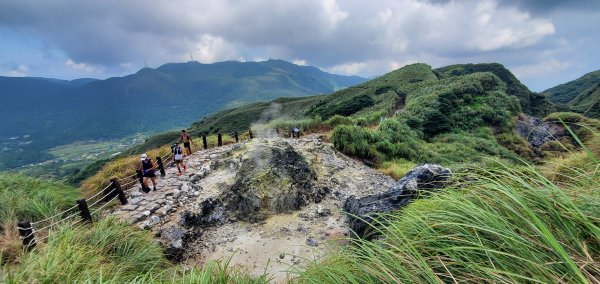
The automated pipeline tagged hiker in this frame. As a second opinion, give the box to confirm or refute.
[139,153,157,191]
[292,127,300,138]
[180,129,193,156]
[172,142,187,176]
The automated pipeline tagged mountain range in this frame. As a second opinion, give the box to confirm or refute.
[0,59,365,170]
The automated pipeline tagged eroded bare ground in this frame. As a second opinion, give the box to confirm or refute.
[108,134,394,282]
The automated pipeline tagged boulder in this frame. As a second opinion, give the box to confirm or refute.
[157,225,191,262]
[221,141,328,222]
[515,114,566,148]
[344,164,451,238]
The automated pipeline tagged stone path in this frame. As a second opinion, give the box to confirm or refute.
[106,134,395,282]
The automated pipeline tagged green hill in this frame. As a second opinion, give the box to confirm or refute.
[543,69,600,118]
[189,63,552,137]
[0,60,364,171]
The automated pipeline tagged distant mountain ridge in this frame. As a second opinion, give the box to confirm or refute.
[0,59,365,170]
[542,69,600,118]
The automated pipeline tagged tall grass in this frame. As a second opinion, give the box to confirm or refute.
[0,174,81,263]
[1,217,268,283]
[295,160,600,283]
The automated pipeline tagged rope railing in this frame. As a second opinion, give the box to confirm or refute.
[88,187,117,208]
[85,181,115,203]
[30,203,79,226]
[17,129,257,252]
[90,195,119,215]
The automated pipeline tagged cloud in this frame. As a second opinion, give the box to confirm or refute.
[6,65,28,77]
[513,59,569,79]
[0,0,598,90]
[292,59,307,66]
[65,59,101,74]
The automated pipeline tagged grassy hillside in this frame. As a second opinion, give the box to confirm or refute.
[0,174,81,262]
[435,63,555,117]
[75,63,559,186]
[543,69,600,118]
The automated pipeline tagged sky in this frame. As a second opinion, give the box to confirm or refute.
[0,0,599,91]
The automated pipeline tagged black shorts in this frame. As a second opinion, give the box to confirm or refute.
[143,170,156,178]
[175,159,183,164]
[184,142,191,149]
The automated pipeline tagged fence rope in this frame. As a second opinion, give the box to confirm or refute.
[30,202,80,226]
[118,172,138,183]
[91,195,118,215]
[85,181,115,203]
[120,179,137,188]
[88,187,117,208]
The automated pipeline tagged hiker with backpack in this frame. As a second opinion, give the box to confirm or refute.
[172,142,187,176]
[139,153,158,191]
[180,129,193,156]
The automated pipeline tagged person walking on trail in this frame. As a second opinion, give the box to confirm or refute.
[172,142,187,176]
[180,129,193,156]
[139,153,157,191]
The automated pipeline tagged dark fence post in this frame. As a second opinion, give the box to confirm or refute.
[249,129,253,139]
[77,199,93,224]
[156,156,165,177]
[217,133,222,146]
[110,178,128,205]
[276,128,280,135]
[137,170,150,193]
[17,221,36,251]
[202,135,208,149]
[234,131,239,143]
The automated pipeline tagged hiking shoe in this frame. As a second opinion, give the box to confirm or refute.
[177,172,182,176]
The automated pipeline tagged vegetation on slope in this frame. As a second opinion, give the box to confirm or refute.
[435,63,555,117]
[0,174,81,262]
[543,69,600,118]
[296,159,600,283]
[1,218,266,283]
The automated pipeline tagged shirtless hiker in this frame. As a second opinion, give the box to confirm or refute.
[180,129,193,156]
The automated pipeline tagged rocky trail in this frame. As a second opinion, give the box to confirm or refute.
[105,134,396,282]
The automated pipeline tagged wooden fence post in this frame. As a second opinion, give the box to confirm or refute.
[136,170,150,193]
[249,129,253,139]
[234,131,239,143]
[17,221,36,251]
[77,199,93,223]
[110,178,128,205]
[202,135,208,149]
[156,156,165,177]
[217,133,222,146]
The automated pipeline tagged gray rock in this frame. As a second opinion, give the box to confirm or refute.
[306,237,319,247]
[142,210,151,217]
[345,164,452,239]
[122,204,138,211]
[180,183,189,192]
[148,203,160,213]
[515,114,566,148]
[316,205,332,216]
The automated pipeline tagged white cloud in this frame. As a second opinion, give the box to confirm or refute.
[292,59,307,66]
[513,59,569,79]
[6,64,28,77]
[328,61,369,75]
[193,34,238,63]
[66,59,101,73]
